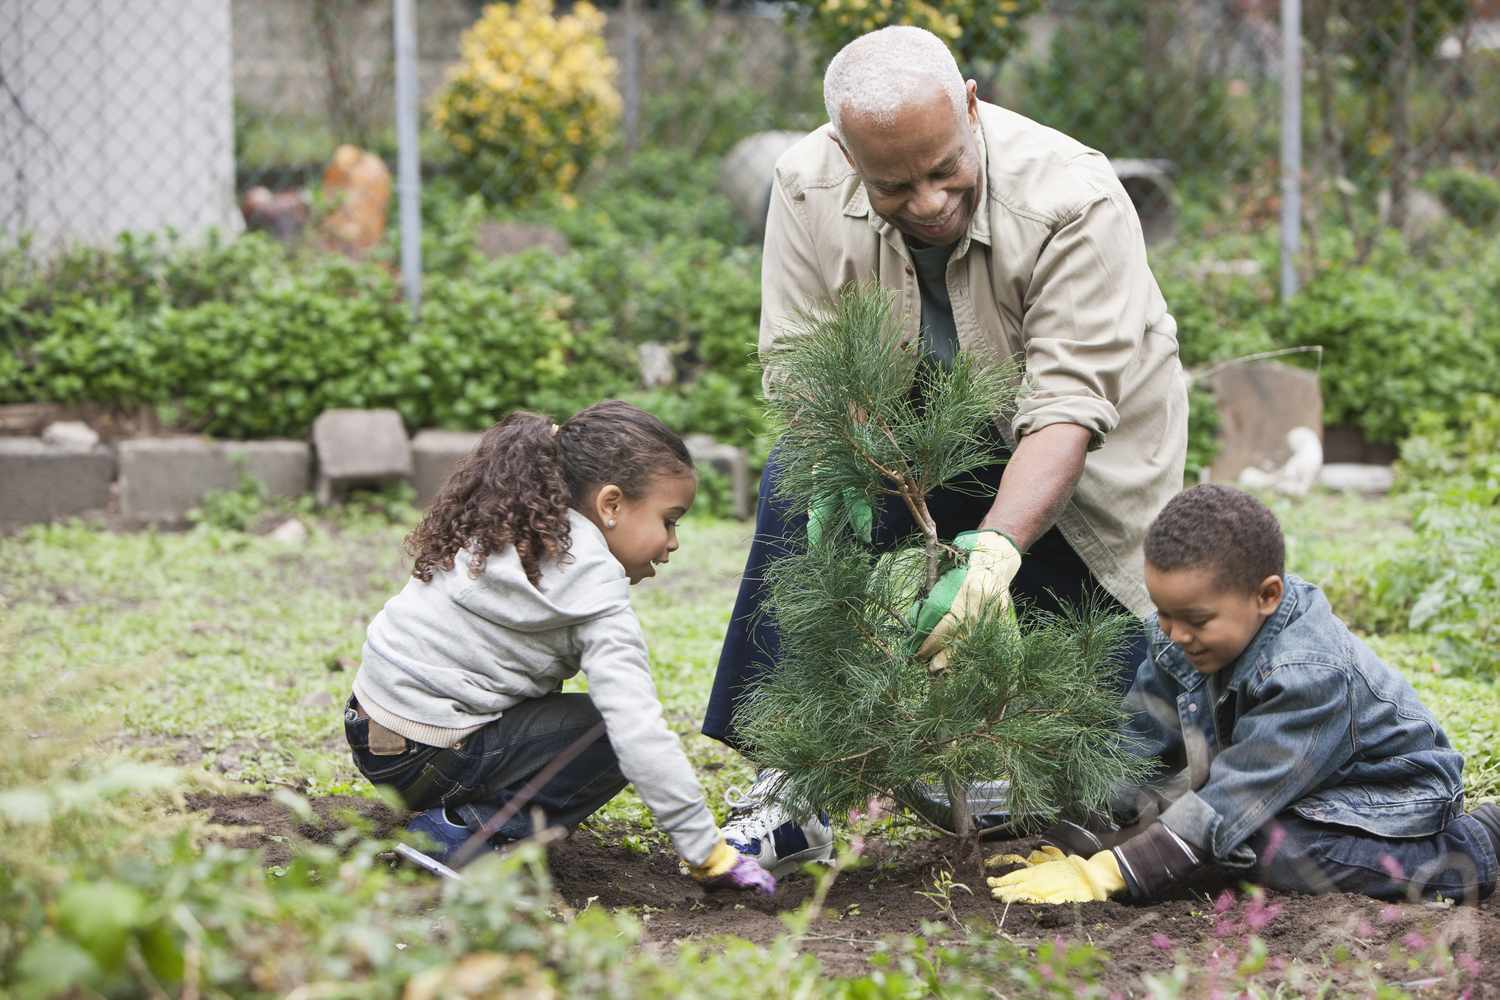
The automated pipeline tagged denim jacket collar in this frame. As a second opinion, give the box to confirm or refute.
[1150,575,1303,695]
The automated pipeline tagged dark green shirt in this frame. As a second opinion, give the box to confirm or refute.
[907,239,959,368]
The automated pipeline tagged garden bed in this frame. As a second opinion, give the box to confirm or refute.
[186,788,1499,994]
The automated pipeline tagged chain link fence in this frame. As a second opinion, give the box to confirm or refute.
[3,0,1499,269]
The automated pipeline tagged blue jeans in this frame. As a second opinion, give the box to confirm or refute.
[1246,812,1497,903]
[702,444,1148,749]
[344,693,627,840]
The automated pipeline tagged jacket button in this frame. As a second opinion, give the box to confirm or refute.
[1186,702,1199,714]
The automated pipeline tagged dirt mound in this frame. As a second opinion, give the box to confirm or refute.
[185,792,1500,993]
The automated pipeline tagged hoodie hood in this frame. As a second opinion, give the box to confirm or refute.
[445,510,631,634]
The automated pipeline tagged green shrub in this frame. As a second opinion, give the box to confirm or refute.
[1270,266,1497,445]
[1421,167,1500,229]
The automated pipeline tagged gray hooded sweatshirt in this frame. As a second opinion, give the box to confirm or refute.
[353,510,720,865]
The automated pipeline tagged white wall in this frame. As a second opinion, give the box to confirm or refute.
[1,0,241,254]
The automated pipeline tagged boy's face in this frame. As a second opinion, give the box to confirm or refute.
[1144,563,1285,675]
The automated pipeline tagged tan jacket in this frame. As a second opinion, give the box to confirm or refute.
[759,102,1186,617]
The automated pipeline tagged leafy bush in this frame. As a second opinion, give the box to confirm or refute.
[784,0,1042,75]
[1421,167,1500,229]
[430,0,620,204]
[1018,0,1246,174]
[1269,265,1498,445]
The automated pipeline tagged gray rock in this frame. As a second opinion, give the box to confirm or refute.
[267,518,309,545]
[474,220,570,259]
[1318,463,1396,495]
[312,409,413,505]
[0,438,115,530]
[1208,362,1323,484]
[40,420,100,451]
[638,342,675,388]
[684,433,752,520]
[411,429,483,506]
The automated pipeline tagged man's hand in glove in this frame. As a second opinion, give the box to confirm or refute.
[912,530,1022,666]
[807,489,874,547]
[690,841,777,896]
[987,850,1125,904]
[986,845,1066,869]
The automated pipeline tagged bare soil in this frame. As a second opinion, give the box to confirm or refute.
[187,792,1500,996]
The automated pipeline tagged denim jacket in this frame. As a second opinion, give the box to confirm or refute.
[1115,576,1465,865]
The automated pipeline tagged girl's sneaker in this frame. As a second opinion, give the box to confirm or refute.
[721,769,833,876]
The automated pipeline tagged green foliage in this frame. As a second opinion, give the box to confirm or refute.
[1018,0,1243,174]
[740,285,1148,828]
[1420,167,1500,229]
[1269,265,1497,445]
[785,0,1042,76]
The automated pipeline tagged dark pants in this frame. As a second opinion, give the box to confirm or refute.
[345,693,627,840]
[702,444,1148,749]
[1246,812,1497,903]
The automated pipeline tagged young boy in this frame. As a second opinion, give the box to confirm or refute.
[990,484,1500,905]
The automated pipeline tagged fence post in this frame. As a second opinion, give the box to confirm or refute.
[393,0,423,317]
[1280,0,1302,301]
[622,0,641,153]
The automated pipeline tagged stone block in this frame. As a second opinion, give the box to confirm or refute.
[1318,463,1396,495]
[684,433,752,520]
[312,408,413,504]
[412,429,483,506]
[1208,362,1323,483]
[118,437,312,523]
[0,438,115,530]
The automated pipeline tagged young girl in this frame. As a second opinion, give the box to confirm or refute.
[343,400,774,894]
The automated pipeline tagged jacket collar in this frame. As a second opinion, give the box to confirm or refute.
[838,108,994,251]
[1149,576,1303,694]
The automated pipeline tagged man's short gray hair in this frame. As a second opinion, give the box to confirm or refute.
[823,26,967,141]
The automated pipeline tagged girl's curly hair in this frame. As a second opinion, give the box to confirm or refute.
[406,400,694,587]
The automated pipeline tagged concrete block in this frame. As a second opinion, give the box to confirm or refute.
[412,429,482,506]
[311,409,413,504]
[0,438,115,530]
[117,437,312,523]
[1318,463,1396,495]
[221,440,312,498]
[684,433,752,520]
[1209,362,1323,483]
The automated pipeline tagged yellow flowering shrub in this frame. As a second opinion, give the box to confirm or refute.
[431,0,621,204]
[789,0,1042,77]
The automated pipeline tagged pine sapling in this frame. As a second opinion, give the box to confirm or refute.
[738,284,1149,850]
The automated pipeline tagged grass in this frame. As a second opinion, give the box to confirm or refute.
[1,487,1496,996]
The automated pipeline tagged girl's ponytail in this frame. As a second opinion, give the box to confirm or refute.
[407,400,693,587]
[407,411,573,586]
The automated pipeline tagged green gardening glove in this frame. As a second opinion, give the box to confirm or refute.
[908,530,1021,669]
[807,489,874,547]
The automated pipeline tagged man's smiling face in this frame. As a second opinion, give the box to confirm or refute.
[835,80,981,247]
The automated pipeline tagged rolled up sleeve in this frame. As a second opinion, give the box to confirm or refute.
[1014,183,1153,449]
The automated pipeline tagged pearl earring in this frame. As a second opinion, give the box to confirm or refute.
[606,519,616,528]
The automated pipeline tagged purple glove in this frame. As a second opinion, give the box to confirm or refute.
[702,853,777,896]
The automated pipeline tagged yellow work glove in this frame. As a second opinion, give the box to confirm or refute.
[985,845,1066,869]
[916,530,1022,664]
[986,850,1125,904]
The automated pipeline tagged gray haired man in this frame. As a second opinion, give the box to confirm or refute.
[705,26,1188,874]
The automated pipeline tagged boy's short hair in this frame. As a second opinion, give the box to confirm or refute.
[1144,484,1285,592]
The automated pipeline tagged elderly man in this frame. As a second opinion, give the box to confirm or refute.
[706,26,1187,874]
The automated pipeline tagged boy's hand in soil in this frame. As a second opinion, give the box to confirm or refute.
[691,841,777,895]
[987,850,1124,903]
[914,530,1022,667]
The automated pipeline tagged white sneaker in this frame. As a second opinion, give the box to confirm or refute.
[721,769,833,876]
